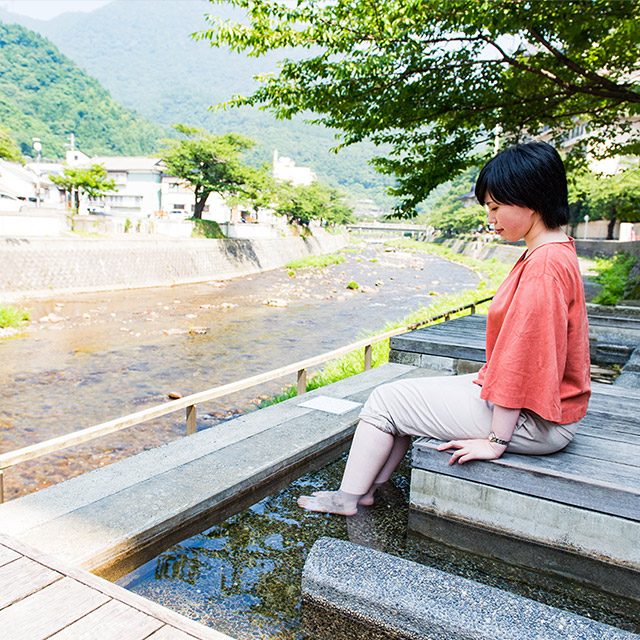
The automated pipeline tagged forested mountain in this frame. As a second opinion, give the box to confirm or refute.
[0,0,394,206]
[0,22,164,159]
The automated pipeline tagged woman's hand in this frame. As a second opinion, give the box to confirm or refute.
[437,439,507,465]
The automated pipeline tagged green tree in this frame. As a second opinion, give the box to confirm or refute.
[198,0,640,216]
[228,163,278,221]
[0,126,23,164]
[568,166,640,239]
[0,23,163,159]
[50,164,117,212]
[274,182,353,227]
[426,168,486,236]
[160,124,255,219]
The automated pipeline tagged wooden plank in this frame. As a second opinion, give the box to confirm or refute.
[413,441,639,521]
[0,544,20,568]
[0,577,108,640]
[0,556,61,609]
[562,433,640,467]
[578,424,640,446]
[419,437,640,492]
[0,535,231,640]
[590,381,640,400]
[48,600,164,640]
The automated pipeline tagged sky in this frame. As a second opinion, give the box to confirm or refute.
[0,0,111,20]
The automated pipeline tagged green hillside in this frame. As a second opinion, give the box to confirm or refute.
[0,0,395,206]
[0,22,165,160]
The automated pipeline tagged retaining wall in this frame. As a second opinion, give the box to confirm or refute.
[442,236,640,261]
[0,230,347,301]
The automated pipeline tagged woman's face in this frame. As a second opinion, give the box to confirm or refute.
[484,197,540,243]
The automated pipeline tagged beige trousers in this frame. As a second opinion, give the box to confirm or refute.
[359,373,579,454]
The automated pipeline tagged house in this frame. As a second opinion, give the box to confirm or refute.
[273,149,316,186]
[0,158,61,210]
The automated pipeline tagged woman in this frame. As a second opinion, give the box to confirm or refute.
[298,141,591,516]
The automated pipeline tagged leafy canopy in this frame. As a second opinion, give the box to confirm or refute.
[160,124,257,219]
[274,181,353,226]
[568,164,640,237]
[427,168,486,236]
[197,0,640,216]
[0,126,23,164]
[50,164,117,211]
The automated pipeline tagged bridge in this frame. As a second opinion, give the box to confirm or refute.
[346,221,431,239]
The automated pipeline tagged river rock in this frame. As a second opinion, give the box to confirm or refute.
[163,328,189,335]
[189,327,208,335]
[39,313,63,324]
[220,302,237,309]
[263,298,288,307]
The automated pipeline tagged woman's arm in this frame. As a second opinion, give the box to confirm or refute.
[436,405,520,465]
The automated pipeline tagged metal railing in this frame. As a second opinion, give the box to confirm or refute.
[0,297,493,503]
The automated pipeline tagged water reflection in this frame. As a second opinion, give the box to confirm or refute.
[120,455,639,639]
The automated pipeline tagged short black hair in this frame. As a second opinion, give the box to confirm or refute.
[474,141,569,228]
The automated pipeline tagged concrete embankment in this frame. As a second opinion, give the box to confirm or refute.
[0,230,347,301]
[442,236,640,261]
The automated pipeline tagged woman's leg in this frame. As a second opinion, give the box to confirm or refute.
[297,420,396,515]
[298,374,497,515]
[358,434,411,506]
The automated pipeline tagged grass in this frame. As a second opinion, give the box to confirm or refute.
[0,305,30,329]
[258,241,509,407]
[190,218,226,239]
[285,254,346,269]
[591,253,638,305]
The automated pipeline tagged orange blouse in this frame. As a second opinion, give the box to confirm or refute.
[475,239,591,424]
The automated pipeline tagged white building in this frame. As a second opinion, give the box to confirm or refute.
[0,158,61,210]
[272,150,316,186]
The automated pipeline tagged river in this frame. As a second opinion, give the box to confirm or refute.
[0,242,478,500]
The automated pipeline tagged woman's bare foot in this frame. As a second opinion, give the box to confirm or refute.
[358,482,383,506]
[297,490,359,516]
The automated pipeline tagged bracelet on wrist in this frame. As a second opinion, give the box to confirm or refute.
[488,431,510,447]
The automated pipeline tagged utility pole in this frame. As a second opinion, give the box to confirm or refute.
[32,137,42,208]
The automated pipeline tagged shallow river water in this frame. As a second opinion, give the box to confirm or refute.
[0,243,478,500]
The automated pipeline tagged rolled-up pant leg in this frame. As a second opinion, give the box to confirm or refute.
[359,373,577,455]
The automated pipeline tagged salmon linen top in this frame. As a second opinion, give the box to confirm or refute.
[474,239,591,424]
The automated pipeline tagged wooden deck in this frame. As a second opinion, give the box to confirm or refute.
[394,314,640,601]
[0,533,231,640]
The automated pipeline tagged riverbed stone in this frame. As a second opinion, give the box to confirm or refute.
[302,537,636,640]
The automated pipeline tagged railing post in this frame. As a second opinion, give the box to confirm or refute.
[470,304,476,314]
[445,313,451,321]
[364,344,373,371]
[0,471,4,504]
[297,368,307,395]
[186,404,197,436]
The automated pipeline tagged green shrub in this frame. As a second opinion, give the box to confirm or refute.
[592,253,638,306]
[0,305,30,329]
[346,281,360,289]
[285,254,345,269]
[190,218,226,239]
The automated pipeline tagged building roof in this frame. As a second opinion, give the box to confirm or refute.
[90,156,164,173]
